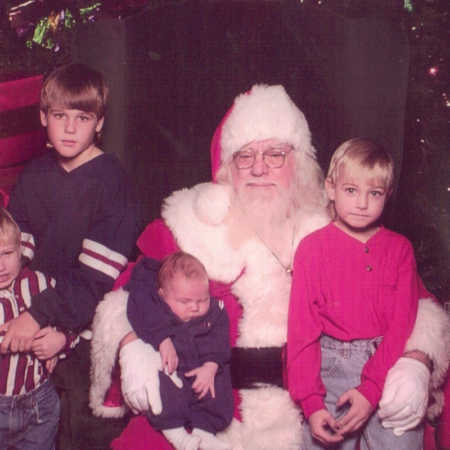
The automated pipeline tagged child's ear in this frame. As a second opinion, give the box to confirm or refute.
[158,287,164,298]
[40,110,48,127]
[325,178,336,201]
[95,116,104,133]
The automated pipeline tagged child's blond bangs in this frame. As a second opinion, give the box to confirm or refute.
[327,138,394,191]
[0,209,20,247]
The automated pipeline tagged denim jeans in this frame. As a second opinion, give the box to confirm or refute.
[0,379,60,450]
[302,335,424,450]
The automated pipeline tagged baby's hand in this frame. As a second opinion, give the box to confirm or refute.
[185,361,218,399]
[31,327,66,360]
[159,337,178,374]
[309,409,343,445]
[335,388,375,435]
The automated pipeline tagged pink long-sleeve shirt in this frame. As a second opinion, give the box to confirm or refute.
[287,223,419,418]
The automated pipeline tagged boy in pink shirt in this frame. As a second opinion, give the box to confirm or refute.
[288,138,424,449]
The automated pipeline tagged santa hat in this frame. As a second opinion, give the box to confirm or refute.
[210,84,314,180]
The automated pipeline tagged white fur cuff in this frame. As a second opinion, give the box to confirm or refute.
[405,298,450,420]
[89,288,132,418]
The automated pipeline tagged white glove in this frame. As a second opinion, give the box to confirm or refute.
[119,339,183,415]
[378,357,430,435]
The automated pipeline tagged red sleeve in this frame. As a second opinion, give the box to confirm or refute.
[287,238,326,418]
[137,219,179,259]
[113,219,180,289]
[358,239,419,407]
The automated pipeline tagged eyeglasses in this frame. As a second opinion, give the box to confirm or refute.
[233,146,293,169]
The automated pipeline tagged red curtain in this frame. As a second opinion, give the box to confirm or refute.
[0,74,47,200]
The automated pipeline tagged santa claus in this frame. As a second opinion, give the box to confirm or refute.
[90,84,450,450]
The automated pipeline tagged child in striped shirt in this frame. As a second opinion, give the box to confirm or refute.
[0,208,76,449]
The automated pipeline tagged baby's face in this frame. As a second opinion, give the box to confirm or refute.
[160,273,210,322]
[0,237,21,290]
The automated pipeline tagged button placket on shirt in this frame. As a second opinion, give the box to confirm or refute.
[364,245,372,272]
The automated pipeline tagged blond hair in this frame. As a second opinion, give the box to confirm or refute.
[158,251,208,290]
[0,208,20,247]
[40,63,108,118]
[327,138,394,191]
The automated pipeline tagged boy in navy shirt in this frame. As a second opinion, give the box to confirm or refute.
[2,63,139,449]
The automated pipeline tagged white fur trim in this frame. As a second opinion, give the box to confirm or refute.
[405,298,450,389]
[89,288,132,418]
[404,298,450,419]
[193,182,233,226]
[162,185,246,283]
[221,84,314,162]
[219,388,303,450]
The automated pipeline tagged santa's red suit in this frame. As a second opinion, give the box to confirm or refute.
[90,85,450,450]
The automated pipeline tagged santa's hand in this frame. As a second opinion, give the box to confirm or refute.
[119,339,163,414]
[119,339,183,415]
[378,357,430,435]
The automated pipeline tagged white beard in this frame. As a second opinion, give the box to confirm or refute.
[232,184,297,270]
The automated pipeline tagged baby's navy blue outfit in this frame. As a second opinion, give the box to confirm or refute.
[127,258,233,433]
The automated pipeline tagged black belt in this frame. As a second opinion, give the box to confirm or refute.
[230,346,285,389]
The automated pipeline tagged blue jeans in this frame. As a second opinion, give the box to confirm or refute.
[302,335,424,450]
[0,379,60,450]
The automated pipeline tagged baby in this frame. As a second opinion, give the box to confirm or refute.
[126,252,233,450]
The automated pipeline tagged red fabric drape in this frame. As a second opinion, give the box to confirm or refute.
[0,74,47,194]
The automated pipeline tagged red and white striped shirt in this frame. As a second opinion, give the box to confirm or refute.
[0,267,77,395]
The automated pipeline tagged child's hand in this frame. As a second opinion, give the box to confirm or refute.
[31,327,67,360]
[0,312,40,353]
[185,361,218,399]
[335,388,375,435]
[309,409,344,445]
[159,337,178,374]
